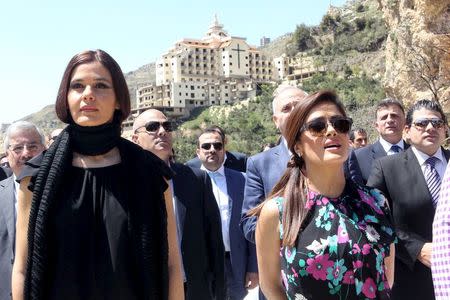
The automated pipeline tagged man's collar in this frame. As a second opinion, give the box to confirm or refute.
[379,136,404,152]
[201,164,225,176]
[411,146,445,166]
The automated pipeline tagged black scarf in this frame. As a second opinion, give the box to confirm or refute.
[23,124,172,299]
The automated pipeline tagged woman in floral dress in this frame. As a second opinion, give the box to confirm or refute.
[252,90,396,299]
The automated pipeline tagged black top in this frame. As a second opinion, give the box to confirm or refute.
[43,164,137,300]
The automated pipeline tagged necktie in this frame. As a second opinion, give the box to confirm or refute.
[424,157,441,207]
[390,145,401,153]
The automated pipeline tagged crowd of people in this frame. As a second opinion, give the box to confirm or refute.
[0,49,449,300]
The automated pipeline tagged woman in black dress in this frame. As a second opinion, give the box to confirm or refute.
[12,49,183,300]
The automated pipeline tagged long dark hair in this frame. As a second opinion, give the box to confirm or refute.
[55,49,130,124]
[251,90,347,247]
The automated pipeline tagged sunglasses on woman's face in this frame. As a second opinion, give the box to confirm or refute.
[301,116,353,137]
[141,121,174,133]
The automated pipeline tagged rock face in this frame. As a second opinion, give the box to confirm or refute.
[379,0,450,106]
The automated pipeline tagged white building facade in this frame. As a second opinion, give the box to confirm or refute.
[134,16,286,119]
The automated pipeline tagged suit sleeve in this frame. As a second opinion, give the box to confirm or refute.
[241,156,263,244]
[347,149,364,185]
[367,158,426,270]
[202,173,226,300]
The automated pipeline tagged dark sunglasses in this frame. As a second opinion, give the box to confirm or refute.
[139,121,174,133]
[413,118,445,129]
[301,116,353,136]
[200,142,223,151]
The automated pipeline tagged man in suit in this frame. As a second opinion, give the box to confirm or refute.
[349,127,368,149]
[0,121,45,300]
[132,109,225,300]
[367,99,449,300]
[196,127,258,299]
[186,125,247,173]
[241,85,308,243]
[347,98,407,185]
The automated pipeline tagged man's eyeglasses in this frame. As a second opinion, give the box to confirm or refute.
[200,142,223,151]
[301,116,353,137]
[8,143,41,154]
[136,121,174,133]
[412,118,445,130]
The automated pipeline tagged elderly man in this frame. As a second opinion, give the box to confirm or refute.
[196,126,258,300]
[347,98,408,185]
[241,85,308,243]
[132,109,225,300]
[0,121,45,300]
[368,99,449,300]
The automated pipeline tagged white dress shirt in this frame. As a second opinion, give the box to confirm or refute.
[411,147,447,179]
[201,165,231,252]
[379,137,405,156]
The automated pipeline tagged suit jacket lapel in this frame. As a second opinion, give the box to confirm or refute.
[372,141,387,160]
[0,177,16,252]
[171,164,187,242]
[224,169,234,215]
[404,148,431,201]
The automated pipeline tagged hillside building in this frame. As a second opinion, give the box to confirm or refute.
[124,16,286,129]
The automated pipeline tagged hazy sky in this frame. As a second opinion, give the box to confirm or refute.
[0,0,347,124]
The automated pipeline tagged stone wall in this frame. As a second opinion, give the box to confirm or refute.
[378,0,450,107]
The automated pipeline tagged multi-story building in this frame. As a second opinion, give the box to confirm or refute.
[124,16,286,129]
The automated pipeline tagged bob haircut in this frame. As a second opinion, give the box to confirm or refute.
[55,49,130,124]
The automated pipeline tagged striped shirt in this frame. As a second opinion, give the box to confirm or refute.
[432,161,450,299]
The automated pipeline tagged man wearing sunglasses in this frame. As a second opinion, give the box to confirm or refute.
[132,109,225,300]
[347,98,409,185]
[0,121,45,300]
[197,128,258,300]
[368,99,450,300]
[186,125,247,173]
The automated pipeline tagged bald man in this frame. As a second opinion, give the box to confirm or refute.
[132,109,226,300]
[241,85,308,243]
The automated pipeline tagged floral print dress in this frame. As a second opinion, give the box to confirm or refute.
[276,181,396,300]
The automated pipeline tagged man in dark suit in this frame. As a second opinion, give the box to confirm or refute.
[367,99,449,300]
[0,121,45,300]
[132,109,225,300]
[346,98,408,185]
[197,128,258,299]
[186,125,247,173]
[241,85,308,243]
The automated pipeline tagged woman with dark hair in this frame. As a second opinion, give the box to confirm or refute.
[12,49,183,300]
[253,90,396,299]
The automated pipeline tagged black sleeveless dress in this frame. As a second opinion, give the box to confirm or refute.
[24,163,139,299]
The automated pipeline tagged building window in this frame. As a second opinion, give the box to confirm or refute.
[191,93,195,98]
[190,85,194,90]
[225,93,229,97]
[229,55,232,58]
[179,92,181,96]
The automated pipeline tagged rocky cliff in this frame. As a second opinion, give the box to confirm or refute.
[379,0,450,106]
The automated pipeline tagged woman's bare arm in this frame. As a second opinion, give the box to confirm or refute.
[384,243,395,289]
[12,177,32,300]
[256,199,286,300]
[164,185,184,300]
